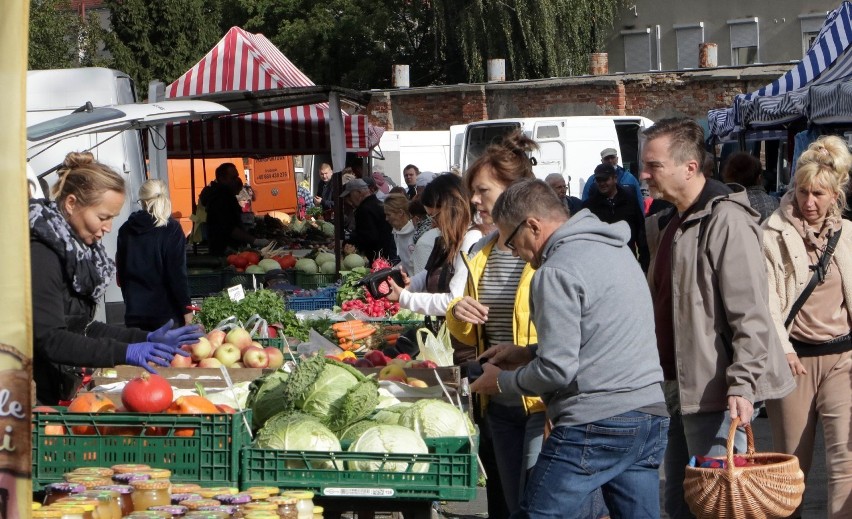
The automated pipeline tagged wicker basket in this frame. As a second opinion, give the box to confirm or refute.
[683,417,805,519]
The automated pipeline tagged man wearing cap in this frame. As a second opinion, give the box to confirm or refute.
[582,147,643,211]
[340,178,396,262]
[583,164,649,272]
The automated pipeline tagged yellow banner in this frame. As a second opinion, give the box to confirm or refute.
[0,0,33,517]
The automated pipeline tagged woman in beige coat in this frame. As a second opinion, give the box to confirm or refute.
[762,135,852,518]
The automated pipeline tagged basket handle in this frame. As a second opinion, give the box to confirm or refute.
[725,416,756,472]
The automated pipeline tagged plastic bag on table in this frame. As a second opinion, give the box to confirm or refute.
[415,324,454,367]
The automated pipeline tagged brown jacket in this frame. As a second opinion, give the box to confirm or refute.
[762,210,852,354]
[646,180,794,414]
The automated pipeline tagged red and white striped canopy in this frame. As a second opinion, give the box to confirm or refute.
[166,26,371,157]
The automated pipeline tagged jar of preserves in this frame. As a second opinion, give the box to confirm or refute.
[140,468,172,481]
[43,482,86,505]
[94,484,135,517]
[111,463,151,474]
[244,487,279,497]
[113,472,151,485]
[279,491,314,519]
[196,489,224,500]
[80,489,122,519]
[131,480,172,511]
[269,497,297,519]
[171,493,203,505]
[68,467,115,479]
[215,493,250,518]
[48,504,87,519]
[64,476,111,490]
[148,505,188,518]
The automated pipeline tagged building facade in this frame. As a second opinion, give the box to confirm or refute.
[603,0,839,73]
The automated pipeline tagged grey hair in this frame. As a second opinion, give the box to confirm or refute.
[544,173,565,184]
[492,179,569,227]
[138,179,172,227]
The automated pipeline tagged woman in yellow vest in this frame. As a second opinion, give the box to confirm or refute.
[446,130,546,518]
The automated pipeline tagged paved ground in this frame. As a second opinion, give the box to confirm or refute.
[436,413,828,519]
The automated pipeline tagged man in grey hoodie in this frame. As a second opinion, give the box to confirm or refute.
[472,179,668,518]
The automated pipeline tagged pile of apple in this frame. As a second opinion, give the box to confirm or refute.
[171,327,285,370]
[332,350,438,387]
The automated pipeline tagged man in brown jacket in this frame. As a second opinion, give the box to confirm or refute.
[641,118,795,518]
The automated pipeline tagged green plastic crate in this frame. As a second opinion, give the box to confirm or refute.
[239,435,478,501]
[187,270,223,297]
[295,271,337,290]
[32,408,252,491]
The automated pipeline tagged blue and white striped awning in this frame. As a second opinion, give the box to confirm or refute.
[708,2,852,139]
[809,78,852,123]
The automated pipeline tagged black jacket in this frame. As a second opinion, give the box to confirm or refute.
[31,240,147,405]
[350,194,396,262]
[199,181,242,255]
[117,211,191,330]
[583,185,650,272]
[316,179,335,211]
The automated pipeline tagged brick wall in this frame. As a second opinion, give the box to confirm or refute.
[365,65,790,130]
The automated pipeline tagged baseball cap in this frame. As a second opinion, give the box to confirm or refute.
[415,171,437,188]
[340,178,368,197]
[600,147,618,159]
[594,164,617,179]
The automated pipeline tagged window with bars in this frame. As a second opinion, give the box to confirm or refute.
[729,18,759,65]
[800,13,826,54]
[622,28,653,72]
[675,23,704,69]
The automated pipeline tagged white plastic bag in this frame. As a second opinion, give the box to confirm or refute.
[415,324,454,366]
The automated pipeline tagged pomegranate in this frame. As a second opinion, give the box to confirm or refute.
[121,372,173,413]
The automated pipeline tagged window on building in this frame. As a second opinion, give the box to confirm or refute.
[728,18,759,65]
[622,28,652,72]
[800,13,827,54]
[675,22,704,69]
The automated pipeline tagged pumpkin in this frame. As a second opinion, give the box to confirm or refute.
[167,395,220,437]
[66,393,117,434]
[33,406,65,436]
[121,372,173,413]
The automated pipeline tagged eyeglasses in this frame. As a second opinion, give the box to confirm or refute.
[504,220,528,251]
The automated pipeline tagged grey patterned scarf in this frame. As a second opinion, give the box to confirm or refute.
[29,199,116,300]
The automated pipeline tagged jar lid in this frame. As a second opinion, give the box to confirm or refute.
[171,493,202,505]
[131,480,171,490]
[140,468,172,479]
[245,486,279,496]
[203,486,237,495]
[63,476,111,488]
[243,513,279,519]
[267,496,296,505]
[281,490,314,500]
[148,505,188,515]
[196,489,223,499]
[125,512,171,519]
[113,472,151,483]
[32,503,42,511]
[31,510,64,518]
[198,505,237,515]
[242,502,277,511]
[313,506,324,513]
[169,483,202,494]
[69,467,115,477]
[180,499,221,510]
[216,493,251,505]
[45,482,86,494]
[80,490,120,500]
[94,484,133,494]
[246,490,270,500]
[111,463,151,474]
[183,512,229,519]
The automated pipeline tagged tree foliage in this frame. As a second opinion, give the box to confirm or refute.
[29,0,107,69]
[102,0,222,93]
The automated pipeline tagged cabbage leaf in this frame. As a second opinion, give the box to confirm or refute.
[347,425,429,472]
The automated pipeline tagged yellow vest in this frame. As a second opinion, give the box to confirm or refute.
[446,237,545,414]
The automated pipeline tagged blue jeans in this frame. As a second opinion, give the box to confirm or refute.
[663,410,748,519]
[488,402,547,513]
[514,411,669,519]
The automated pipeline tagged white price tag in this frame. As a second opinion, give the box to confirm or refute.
[227,284,246,302]
[322,488,395,497]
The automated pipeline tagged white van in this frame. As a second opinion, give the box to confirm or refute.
[371,130,451,185]
[26,67,227,324]
[460,116,654,197]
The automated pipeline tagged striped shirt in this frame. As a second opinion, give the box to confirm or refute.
[479,247,525,347]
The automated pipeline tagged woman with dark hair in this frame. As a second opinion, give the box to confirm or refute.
[30,152,199,404]
[722,151,778,222]
[387,174,482,322]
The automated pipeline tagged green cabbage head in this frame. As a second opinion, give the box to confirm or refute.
[347,424,429,472]
[254,411,342,470]
[398,399,475,438]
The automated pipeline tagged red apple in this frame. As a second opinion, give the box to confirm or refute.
[242,346,269,368]
[365,350,388,367]
[418,360,438,369]
[190,337,213,362]
[266,326,279,338]
[396,354,412,361]
[197,357,222,368]
[207,329,226,349]
[170,345,194,368]
[225,327,252,351]
[353,358,374,368]
[264,347,284,370]
[213,343,241,367]
[342,357,358,365]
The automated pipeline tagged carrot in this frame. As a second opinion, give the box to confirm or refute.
[332,320,364,331]
[338,328,376,341]
[339,341,356,351]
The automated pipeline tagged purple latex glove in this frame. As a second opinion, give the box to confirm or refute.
[146,319,204,348]
[125,342,187,373]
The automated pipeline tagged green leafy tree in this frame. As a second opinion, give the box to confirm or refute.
[102,0,222,93]
[29,0,110,70]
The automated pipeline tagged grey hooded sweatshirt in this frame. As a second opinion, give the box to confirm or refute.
[498,209,665,428]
